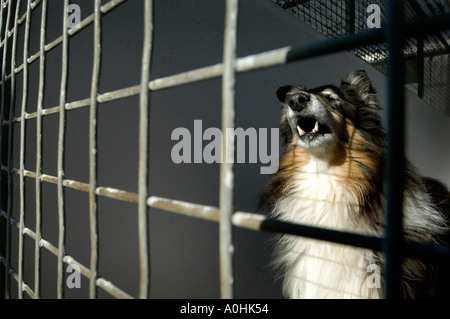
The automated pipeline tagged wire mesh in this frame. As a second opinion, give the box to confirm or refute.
[0,0,449,299]
[0,0,139,299]
[273,0,450,116]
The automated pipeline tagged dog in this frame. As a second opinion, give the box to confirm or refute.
[261,70,450,298]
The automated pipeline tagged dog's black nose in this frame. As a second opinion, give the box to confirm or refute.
[297,93,310,104]
[288,93,310,111]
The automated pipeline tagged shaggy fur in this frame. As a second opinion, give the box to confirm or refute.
[261,70,450,299]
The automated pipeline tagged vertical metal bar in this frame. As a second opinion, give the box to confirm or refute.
[447,55,450,109]
[0,0,11,299]
[345,0,355,35]
[56,0,70,299]
[88,0,102,299]
[137,0,153,299]
[0,1,5,300]
[0,1,4,300]
[384,0,405,299]
[8,0,21,298]
[34,0,47,299]
[17,0,32,298]
[0,1,4,38]
[220,0,238,299]
[417,37,424,98]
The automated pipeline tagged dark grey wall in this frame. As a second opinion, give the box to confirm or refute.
[8,0,450,299]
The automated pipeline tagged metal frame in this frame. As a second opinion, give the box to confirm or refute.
[0,0,449,299]
[274,0,450,116]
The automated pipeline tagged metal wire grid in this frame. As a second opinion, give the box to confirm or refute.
[0,0,147,299]
[273,0,450,116]
[0,0,449,299]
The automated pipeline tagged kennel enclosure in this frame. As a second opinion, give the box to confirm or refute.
[0,0,449,299]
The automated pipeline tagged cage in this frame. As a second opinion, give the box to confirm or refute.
[0,0,449,299]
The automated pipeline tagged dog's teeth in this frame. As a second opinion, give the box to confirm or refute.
[312,121,319,133]
[297,125,306,136]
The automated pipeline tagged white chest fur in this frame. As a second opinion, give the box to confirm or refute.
[272,159,381,298]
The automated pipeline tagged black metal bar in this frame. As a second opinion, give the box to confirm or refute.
[345,0,355,35]
[384,0,406,299]
[402,240,450,264]
[404,13,450,41]
[369,46,449,65]
[257,218,450,264]
[261,219,384,251]
[417,37,424,98]
[286,27,384,62]
[285,13,450,65]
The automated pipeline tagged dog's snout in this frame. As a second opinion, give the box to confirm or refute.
[288,93,310,111]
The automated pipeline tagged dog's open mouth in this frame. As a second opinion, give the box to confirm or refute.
[296,116,332,138]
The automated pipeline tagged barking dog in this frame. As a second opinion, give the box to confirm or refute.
[261,70,450,298]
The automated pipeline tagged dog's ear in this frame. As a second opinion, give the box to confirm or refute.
[341,70,380,109]
[275,85,293,103]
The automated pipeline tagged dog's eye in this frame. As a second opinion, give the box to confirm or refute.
[324,93,340,104]
[322,93,340,109]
